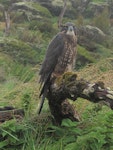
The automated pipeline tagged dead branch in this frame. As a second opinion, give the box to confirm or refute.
[46,72,113,125]
[0,108,24,123]
[58,0,67,28]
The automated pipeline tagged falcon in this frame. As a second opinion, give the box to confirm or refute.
[38,22,77,114]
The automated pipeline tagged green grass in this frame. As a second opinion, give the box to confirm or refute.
[0,52,113,150]
[1,104,113,150]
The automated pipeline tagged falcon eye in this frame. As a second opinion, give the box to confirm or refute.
[62,25,68,31]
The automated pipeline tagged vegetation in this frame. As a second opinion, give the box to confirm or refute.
[0,0,113,149]
[92,7,110,33]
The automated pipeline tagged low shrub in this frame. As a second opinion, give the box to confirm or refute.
[1,38,39,64]
[29,20,54,34]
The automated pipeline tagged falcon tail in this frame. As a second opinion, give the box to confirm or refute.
[37,92,46,114]
[38,75,51,114]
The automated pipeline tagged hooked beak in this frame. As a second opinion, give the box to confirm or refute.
[68,26,73,31]
[66,26,75,35]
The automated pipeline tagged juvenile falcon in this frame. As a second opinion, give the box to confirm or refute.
[38,22,77,114]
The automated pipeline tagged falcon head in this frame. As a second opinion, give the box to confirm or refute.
[60,22,77,36]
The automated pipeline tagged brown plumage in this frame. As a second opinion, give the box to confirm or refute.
[38,22,77,114]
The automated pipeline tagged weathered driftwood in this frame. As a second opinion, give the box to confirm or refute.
[0,107,24,123]
[46,72,113,125]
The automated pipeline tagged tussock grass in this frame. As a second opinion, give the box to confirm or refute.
[77,58,113,88]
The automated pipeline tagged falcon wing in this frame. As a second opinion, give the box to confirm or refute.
[39,33,64,84]
[38,33,64,114]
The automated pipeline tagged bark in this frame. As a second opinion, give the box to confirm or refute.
[46,72,113,125]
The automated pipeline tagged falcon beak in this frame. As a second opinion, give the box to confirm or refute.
[66,26,75,35]
[68,26,73,31]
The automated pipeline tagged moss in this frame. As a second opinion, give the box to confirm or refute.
[55,72,77,87]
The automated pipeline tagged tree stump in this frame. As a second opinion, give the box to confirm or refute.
[46,72,113,125]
